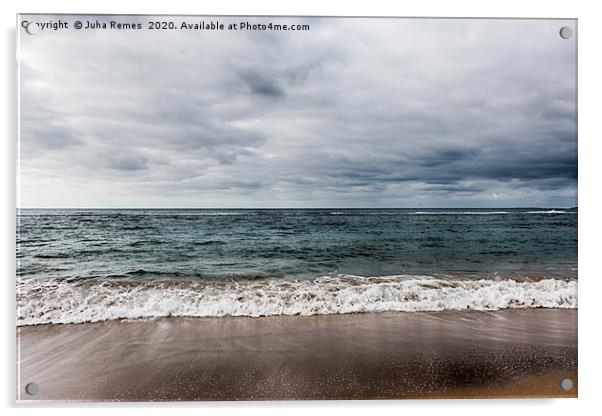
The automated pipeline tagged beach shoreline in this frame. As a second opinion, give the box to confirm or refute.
[17,309,578,402]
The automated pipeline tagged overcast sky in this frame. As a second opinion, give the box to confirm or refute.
[18,17,577,208]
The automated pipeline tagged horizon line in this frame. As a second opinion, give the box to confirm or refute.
[16,206,578,210]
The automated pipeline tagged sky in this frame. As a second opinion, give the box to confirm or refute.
[18,16,577,208]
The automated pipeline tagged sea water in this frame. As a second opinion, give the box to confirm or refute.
[16,208,578,325]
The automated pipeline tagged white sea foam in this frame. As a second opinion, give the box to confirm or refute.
[413,210,576,215]
[411,211,511,215]
[329,210,576,216]
[159,212,245,216]
[526,210,573,214]
[16,275,577,326]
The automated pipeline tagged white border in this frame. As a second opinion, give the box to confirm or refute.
[3,1,601,415]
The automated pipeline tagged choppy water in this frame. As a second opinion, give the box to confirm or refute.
[16,208,578,325]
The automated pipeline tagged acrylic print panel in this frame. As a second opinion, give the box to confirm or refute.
[16,15,577,402]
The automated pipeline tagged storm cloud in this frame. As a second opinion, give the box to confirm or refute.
[18,16,577,208]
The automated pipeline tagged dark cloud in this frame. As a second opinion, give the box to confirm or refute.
[416,147,483,168]
[18,17,577,208]
[110,155,149,171]
[237,70,285,98]
[33,126,82,150]
[421,184,486,194]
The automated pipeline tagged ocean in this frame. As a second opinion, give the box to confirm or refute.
[16,208,578,325]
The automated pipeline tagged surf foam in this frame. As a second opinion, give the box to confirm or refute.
[16,275,577,326]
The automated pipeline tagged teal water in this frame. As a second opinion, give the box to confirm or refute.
[17,208,577,281]
[16,208,578,325]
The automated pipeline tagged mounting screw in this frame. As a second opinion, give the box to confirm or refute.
[559,26,573,39]
[560,378,573,391]
[25,382,39,395]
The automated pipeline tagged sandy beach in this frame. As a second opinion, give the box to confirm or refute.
[17,309,577,401]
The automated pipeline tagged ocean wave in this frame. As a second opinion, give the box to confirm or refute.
[410,210,576,215]
[16,275,577,326]
[526,210,573,214]
[411,211,511,215]
[328,211,513,215]
[183,212,246,216]
[329,211,576,216]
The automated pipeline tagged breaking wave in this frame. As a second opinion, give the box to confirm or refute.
[412,211,510,215]
[16,275,577,326]
[525,210,574,214]
[329,211,576,215]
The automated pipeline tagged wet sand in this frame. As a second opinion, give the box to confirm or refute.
[17,309,577,401]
